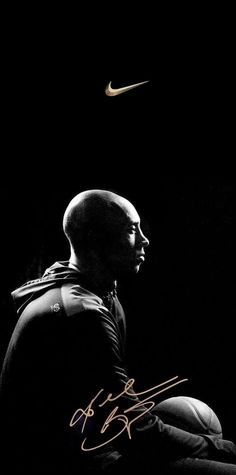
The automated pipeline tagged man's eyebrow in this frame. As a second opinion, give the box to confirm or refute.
[127,221,140,226]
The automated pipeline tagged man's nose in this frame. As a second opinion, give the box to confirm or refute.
[140,230,150,248]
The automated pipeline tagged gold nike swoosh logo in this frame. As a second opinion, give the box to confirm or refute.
[105,81,149,97]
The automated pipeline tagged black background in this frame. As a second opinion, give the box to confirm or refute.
[1,22,235,444]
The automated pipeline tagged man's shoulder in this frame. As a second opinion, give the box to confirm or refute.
[11,283,109,343]
[61,282,107,317]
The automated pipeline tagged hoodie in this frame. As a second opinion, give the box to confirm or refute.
[1,261,128,472]
[1,262,235,473]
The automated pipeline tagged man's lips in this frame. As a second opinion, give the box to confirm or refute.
[136,255,145,263]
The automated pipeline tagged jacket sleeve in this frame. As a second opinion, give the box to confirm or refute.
[66,307,236,464]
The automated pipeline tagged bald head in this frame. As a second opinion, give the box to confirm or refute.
[63,189,139,255]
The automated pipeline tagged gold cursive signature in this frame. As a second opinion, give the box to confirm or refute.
[69,375,188,451]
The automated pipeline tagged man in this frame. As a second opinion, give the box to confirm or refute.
[0,189,236,474]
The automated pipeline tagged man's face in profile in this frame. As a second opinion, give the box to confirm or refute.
[103,201,150,277]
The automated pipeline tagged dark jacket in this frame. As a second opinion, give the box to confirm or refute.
[0,262,235,473]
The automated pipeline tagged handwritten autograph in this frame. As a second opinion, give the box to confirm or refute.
[69,375,188,451]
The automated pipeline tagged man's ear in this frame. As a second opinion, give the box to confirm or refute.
[87,229,103,249]
[88,228,113,255]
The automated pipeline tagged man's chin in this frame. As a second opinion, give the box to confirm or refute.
[133,263,141,273]
[126,263,142,275]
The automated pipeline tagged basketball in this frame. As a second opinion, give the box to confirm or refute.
[155,396,222,438]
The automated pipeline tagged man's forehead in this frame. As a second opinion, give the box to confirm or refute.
[114,198,140,223]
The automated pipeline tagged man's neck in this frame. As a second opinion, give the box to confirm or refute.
[69,253,117,296]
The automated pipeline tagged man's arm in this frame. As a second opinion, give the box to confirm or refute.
[67,308,236,464]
